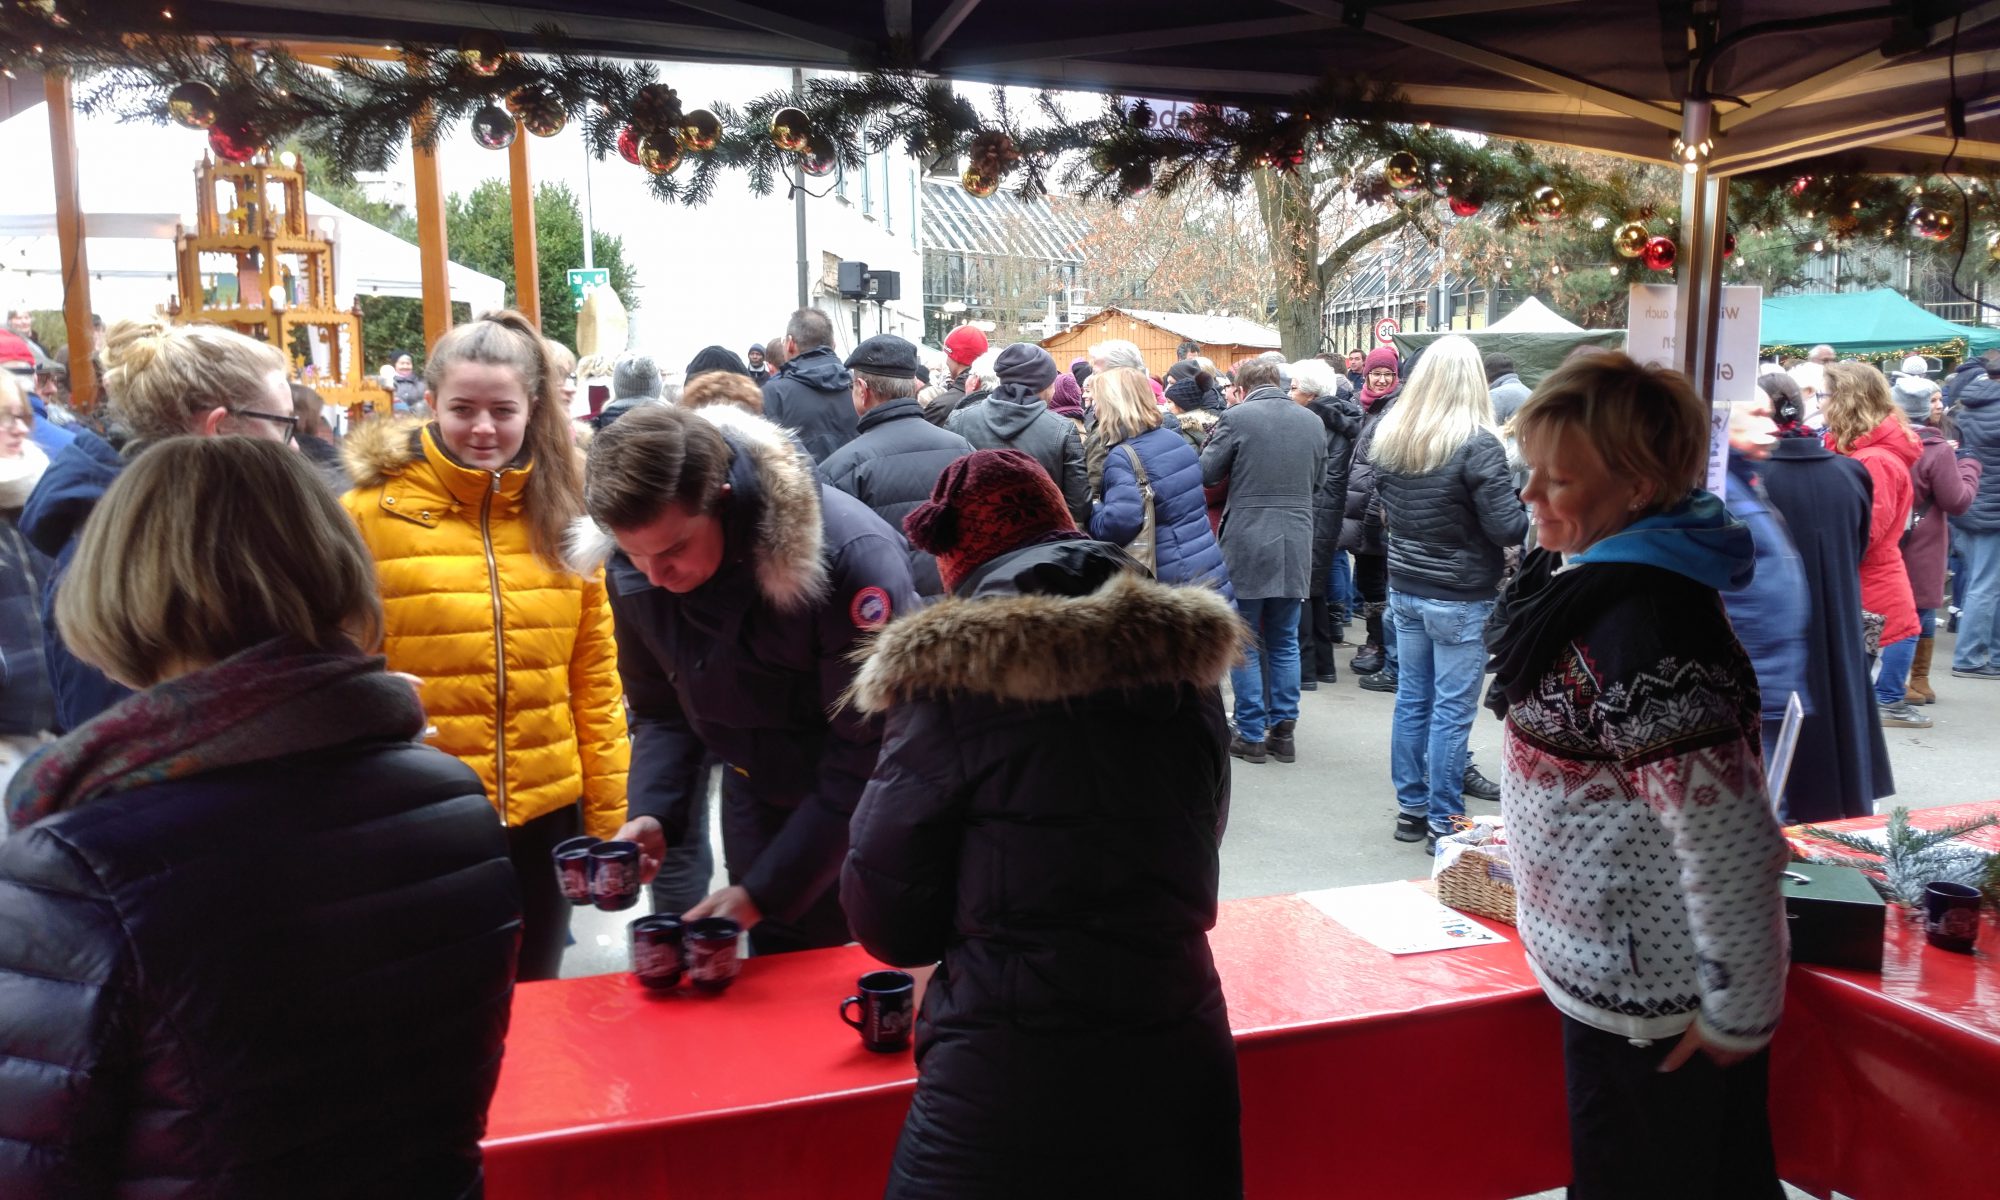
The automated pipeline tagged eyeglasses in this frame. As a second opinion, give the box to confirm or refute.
[230,409,299,444]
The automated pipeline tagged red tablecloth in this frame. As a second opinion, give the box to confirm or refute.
[1773,803,2000,1199]
[484,894,1568,1200]
[485,807,2000,1200]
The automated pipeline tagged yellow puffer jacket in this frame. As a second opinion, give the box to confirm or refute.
[341,422,629,838]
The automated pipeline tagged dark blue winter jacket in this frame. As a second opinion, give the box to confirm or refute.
[761,346,858,464]
[1091,426,1232,599]
[1950,371,2000,533]
[18,429,130,731]
[1721,454,1812,722]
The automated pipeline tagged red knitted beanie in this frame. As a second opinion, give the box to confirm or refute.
[904,449,1077,594]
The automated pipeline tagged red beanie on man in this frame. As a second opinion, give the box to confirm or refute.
[943,325,989,367]
[904,449,1076,595]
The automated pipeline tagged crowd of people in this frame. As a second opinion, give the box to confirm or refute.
[0,296,1987,1196]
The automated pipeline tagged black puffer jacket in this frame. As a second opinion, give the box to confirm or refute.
[818,397,974,598]
[1950,371,2000,533]
[843,539,1244,1200]
[0,738,519,1198]
[761,345,858,463]
[1339,383,1401,554]
[1304,390,1363,596]
[1374,428,1527,600]
[947,390,1091,524]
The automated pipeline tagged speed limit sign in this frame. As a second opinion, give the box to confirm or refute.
[1373,317,1400,344]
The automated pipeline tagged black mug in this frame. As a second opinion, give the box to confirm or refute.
[589,841,643,911]
[629,914,686,989]
[841,969,916,1053]
[1925,880,1982,953]
[552,836,599,906]
[684,917,743,992]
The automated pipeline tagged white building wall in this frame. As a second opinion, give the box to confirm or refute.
[409,62,924,371]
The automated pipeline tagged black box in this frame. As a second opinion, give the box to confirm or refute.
[1782,861,1886,972]
[837,261,869,297]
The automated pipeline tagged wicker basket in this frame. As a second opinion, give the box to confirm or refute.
[1435,843,1517,925]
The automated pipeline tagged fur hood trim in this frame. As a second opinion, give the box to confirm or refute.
[565,405,828,612]
[340,416,426,489]
[848,573,1248,713]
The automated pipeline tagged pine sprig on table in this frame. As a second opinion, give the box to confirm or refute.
[1802,808,2000,908]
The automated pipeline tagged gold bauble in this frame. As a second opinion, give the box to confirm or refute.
[961,167,1001,198]
[676,109,722,152]
[1530,185,1566,221]
[770,106,812,153]
[1383,151,1422,192]
[637,134,681,175]
[1612,221,1649,258]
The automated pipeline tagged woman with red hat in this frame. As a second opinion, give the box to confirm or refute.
[843,449,1245,1199]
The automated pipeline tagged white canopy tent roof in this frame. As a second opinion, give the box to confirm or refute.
[0,104,504,320]
[1482,296,1585,334]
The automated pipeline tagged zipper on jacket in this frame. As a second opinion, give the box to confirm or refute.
[481,473,508,817]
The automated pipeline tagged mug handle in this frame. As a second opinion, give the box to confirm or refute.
[841,996,867,1031]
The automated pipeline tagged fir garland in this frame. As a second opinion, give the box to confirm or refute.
[1800,808,2000,909]
[3,0,1997,272]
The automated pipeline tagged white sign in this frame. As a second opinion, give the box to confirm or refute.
[1626,284,1763,497]
[1373,317,1400,345]
[1299,881,1508,955]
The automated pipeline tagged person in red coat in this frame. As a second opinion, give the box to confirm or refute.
[1823,363,1924,727]
[1895,377,1982,704]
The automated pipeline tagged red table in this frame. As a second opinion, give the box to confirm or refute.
[484,894,1569,1200]
[485,808,2000,1200]
[1772,802,2000,1200]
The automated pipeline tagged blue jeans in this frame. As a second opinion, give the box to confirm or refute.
[1230,596,1303,742]
[1954,528,2000,670]
[1875,634,1916,706]
[1389,591,1494,834]
[1328,551,1354,621]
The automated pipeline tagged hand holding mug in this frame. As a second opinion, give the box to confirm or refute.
[685,884,762,932]
[615,815,665,884]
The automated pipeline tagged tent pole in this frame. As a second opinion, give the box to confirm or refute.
[410,98,453,353]
[1674,99,1727,396]
[44,71,96,411]
[508,123,541,329]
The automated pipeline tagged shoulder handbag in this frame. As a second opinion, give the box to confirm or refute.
[1117,442,1159,573]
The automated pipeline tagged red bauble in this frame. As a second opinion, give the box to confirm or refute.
[208,120,261,164]
[617,125,643,166]
[1642,235,1677,271]
[1724,228,1737,256]
[1448,194,1483,218]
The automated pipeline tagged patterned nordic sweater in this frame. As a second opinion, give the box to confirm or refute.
[1500,583,1790,1051]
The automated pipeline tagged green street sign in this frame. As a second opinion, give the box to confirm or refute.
[568,268,610,311]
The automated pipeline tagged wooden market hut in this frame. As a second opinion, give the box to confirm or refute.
[1040,307,1282,379]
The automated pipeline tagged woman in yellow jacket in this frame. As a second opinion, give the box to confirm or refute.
[343,311,628,980]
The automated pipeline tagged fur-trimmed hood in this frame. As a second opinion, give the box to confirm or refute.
[848,570,1247,713]
[566,404,829,613]
[340,416,426,489]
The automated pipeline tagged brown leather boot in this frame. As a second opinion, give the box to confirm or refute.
[1905,636,1937,705]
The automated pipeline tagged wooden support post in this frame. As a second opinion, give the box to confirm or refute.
[44,72,96,411]
[411,109,454,352]
[508,124,541,329]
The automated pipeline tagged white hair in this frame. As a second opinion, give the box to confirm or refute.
[967,348,1004,392]
[1289,358,1341,398]
[1089,339,1147,373]
[1369,335,1495,476]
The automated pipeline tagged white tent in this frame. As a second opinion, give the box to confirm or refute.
[0,104,504,320]
[1481,296,1584,334]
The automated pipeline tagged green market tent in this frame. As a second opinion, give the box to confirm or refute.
[1391,298,1623,387]
[1759,289,2000,362]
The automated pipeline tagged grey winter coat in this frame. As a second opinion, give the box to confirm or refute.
[1199,387,1327,600]
[762,346,859,463]
[948,390,1091,525]
[819,397,975,598]
[1950,371,2000,533]
[1373,429,1527,601]
[1488,373,1531,425]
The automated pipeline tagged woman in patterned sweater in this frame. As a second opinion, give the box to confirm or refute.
[1488,352,1790,1200]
